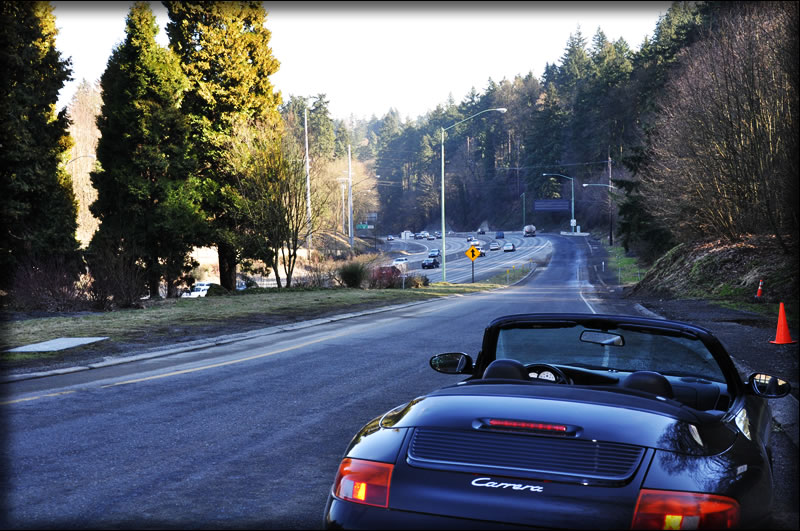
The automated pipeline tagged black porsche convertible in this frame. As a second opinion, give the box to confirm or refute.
[324,313,790,529]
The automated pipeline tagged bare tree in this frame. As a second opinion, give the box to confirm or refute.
[227,119,329,287]
[66,79,102,247]
[641,2,797,251]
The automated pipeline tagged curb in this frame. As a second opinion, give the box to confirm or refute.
[1,299,433,384]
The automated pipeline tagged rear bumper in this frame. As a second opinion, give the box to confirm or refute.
[324,497,533,530]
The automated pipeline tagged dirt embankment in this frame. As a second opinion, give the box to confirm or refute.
[630,234,798,305]
[616,234,798,399]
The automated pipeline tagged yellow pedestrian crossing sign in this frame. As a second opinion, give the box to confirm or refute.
[466,246,480,261]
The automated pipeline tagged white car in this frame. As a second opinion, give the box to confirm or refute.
[489,241,501,251]
[182,282,212,298]
[386,235,394,241]
[391,257,409,271]
[503,242,516,252]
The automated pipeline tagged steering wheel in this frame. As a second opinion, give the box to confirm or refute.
[525,363,570,384]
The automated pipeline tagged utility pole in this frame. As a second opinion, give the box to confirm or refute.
[304,107,312,251]
[337,179,347,234]
[348,144,353,249]
[607,150,613,246]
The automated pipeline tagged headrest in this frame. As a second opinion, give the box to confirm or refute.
[622,371,674,399]
[483,359,528,380]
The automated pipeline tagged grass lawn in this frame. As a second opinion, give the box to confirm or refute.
[2,274,528,356]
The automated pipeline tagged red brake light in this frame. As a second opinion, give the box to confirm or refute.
[333,458,393,508]
[488,418,568,433]
[631,489,740,529]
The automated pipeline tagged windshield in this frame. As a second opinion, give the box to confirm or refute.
[495,324,725,382]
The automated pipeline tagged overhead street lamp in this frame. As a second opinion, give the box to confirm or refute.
[64,154,96,165]
[542,173,575,233]
[583,183,618,246]
[441,107,507,281]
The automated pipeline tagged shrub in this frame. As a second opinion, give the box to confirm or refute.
[370,266,403,288]
[406,274,429,288]
[11,255,85,311]
[84,243,148,309]
[304,255,341,288]
[206,283,229,296]
[338,261,368,288]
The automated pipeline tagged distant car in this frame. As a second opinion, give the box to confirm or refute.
[325,312,791,529]
[477,228,486,234]
[181,281,212,298]
[477,246,487,257]
[392,257,409,265]
[428,249,441,258]
[414,233,424,240]
[386,235,394,241]
[489,242,501,251]
[496,231,505,239]
[427,234,435,240]
[421,258,439,269]
[435,231,442,239]
[503,242,516,252]
[466,236,474,242]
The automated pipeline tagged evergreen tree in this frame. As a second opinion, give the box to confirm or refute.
[279,94,310,153]
[333,119,353,159]
[308,94,335,162]
[165,0,281,290]
[0,1,78,288]
[90,1,198,298]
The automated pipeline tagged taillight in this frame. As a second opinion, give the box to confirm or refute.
[332,458,393,508]
[631,489,740,529]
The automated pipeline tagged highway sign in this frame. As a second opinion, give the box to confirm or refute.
[466,246,480,261]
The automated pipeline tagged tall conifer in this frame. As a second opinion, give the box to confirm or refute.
[90,2,198,298]
[0,1,78,287]
[165,1,281,290]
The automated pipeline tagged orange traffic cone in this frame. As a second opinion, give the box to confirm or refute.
[769,302,796,345]
[756,280,763,298]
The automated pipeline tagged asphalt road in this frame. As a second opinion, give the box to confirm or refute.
[1,234,796,529]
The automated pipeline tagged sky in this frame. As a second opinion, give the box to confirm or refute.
[52,1,671,122]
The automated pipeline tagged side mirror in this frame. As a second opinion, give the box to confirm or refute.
[430,353,473,374]
[749,373,791,398]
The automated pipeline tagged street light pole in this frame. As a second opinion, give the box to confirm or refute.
[520,192,525,227]
[348,144,353,249]
[441,107,507,282]
[583,183,618,246]
[542,173,575,233]
[304,107,312,251]
[336,178,347,234]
